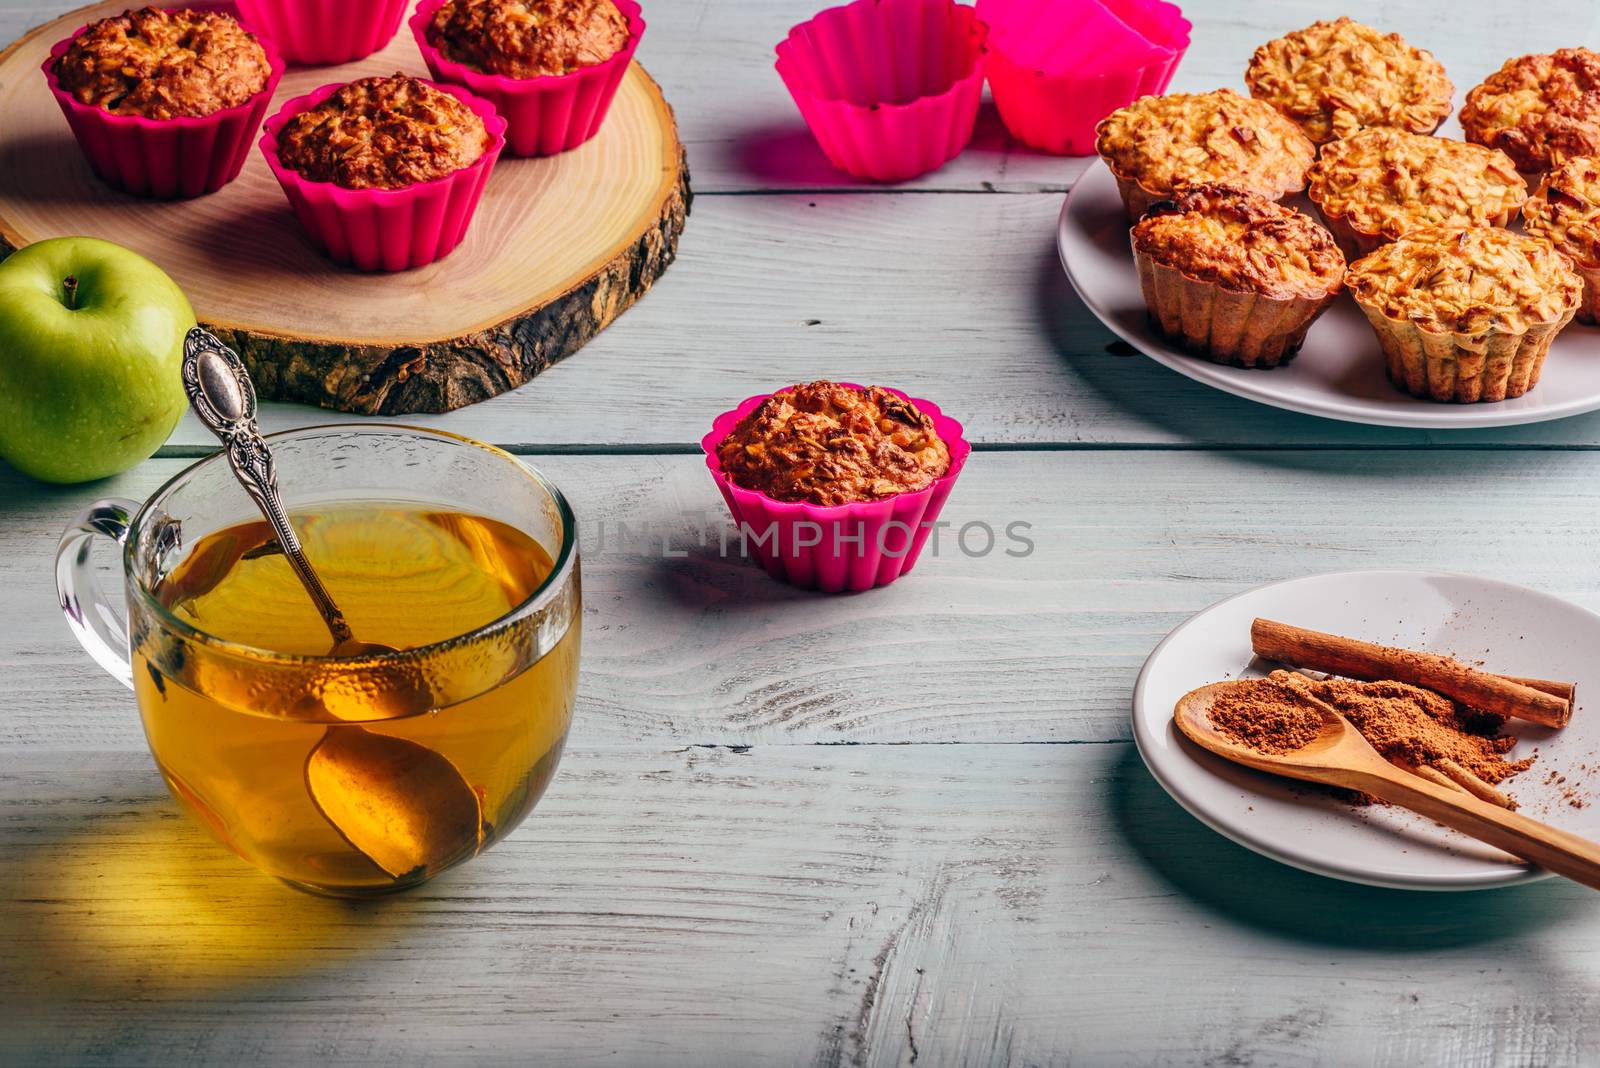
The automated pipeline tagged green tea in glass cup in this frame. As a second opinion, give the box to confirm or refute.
[56,426,581,896]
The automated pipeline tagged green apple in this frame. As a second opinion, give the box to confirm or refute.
[0,237,194,484]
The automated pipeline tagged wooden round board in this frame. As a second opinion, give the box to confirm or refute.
[0,1,689,414]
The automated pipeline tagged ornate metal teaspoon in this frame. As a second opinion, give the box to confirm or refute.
[181,327,390,657]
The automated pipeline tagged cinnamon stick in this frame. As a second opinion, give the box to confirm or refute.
[1251,619,1574,729]
[1434,758,1516,810]
[1497,675,1578,704]
[1412,764,1468,795]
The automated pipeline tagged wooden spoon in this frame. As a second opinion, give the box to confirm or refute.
[1174,681,1600,891]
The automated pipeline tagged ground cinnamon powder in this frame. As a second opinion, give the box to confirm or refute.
[1312,678,1531,785]
[1208,671,1533,787]
[1207,676,1326,754]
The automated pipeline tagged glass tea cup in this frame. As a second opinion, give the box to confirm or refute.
[55,426,581,896]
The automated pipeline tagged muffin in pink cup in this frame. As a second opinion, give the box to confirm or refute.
[43,6,284,199]
[234,0,410,65]
[775,0,988,183]
[259,74,507,272]
[702,382,971,594]
[978,0,1190,155]
[411,0,645,158]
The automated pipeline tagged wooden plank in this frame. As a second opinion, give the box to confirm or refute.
[159,192,1600,450]
[3,746,1597,1067]
[10,450,1600,752]
[5,0,1594,193]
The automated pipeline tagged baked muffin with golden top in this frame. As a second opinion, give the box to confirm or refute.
[1095,89,1316,222]
[275,74,492,190]
[715,382,951,506]
[1308,128,1526,257]
[1525,156,1600,323]
[1346,227,1582,402]
[1461,50,1600,178]
[426,0,629,79]
[1245,17,1452,143]
[1131,184,1345,368]
[52,5,271,119]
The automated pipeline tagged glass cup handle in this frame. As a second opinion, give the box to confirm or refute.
[56,498,141,692]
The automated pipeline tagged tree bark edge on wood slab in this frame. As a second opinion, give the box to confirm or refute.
[223,148,691,415]
[0,146,691,416]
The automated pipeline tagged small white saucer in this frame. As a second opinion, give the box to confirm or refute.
[1133,570,1600,890]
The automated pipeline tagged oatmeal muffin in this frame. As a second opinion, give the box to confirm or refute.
[715,382,951,506]
[52,6,271,120]
[1130,185,1345,368]
[275,74,492,190]
[1245,17,1452,143]
[1524,156,1600,323]
[1346,227,1582,402]
[425,0,629,79]
[1461,50,1600,178]
[1308,128,1526,258]
[1095,89,1317,222]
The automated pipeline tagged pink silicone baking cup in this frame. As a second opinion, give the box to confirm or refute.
[702,387,971,593]
[977,0,1188,74]
[410,0,645,157]
[986,38,1185,155]
[42,21,285,199]
[235,0,409,65]
[258,80,507,272]
[775,0,988,183]
[978,0,1188,155]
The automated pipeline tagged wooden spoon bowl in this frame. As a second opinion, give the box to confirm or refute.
[1174,680,1600,892]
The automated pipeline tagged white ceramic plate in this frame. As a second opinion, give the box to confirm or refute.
[1132,570,1600,890]
[1059,161,1600,429]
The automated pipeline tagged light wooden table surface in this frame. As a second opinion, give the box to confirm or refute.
[6,1,1600,1065]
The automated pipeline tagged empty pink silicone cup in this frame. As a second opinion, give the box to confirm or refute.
[42,19,285,199]
[985,40,1187,155]
[258,80,507,271]
[1102,0,1190,57]
[703,386,971,593]
[978,0,1189,154]
[775,0,988,183]
[978,0,1187,74]
[235,0,409,65]
[410,0,645,158]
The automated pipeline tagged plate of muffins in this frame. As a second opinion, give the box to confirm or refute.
[1058,17,1600,428]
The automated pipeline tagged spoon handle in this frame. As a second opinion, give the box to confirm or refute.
[180,329,354,647]
[1358,766,1600,891]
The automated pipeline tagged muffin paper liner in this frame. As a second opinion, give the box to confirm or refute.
[702,387,971,593]
[775,0,988,183]
[236,0,408,65]
[411,0,644,158]
[1352,303,1578,402]
[1574,263,1600,326]
[1111,175,1170,223]
[43,22,284,199]
[1134,250,1339,369]
[259,80,507,272]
